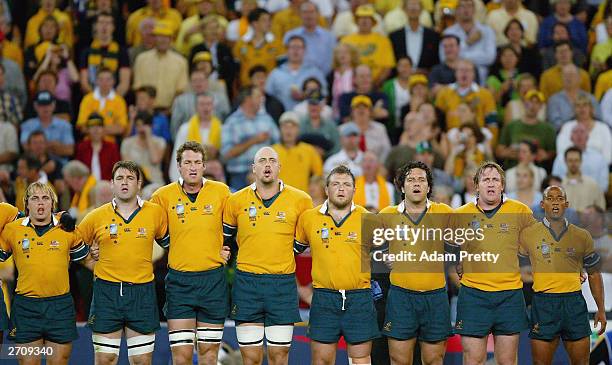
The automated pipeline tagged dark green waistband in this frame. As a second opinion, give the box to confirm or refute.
[168,265,224,277]
[391,285,446,295]
[15,292,72,302]
[534,290,582,298]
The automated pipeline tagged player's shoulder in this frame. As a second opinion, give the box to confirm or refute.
[228,185,253,202]
[151,182,179,199]
[454,202,477,213]
[142,200,164,213]
[502,198,532,213]
[429,201,453,213]
[567,223,591,240]
[521,220,544,235]
[3,217,24,232]
[283,184,313,201]
[379,205,398,214]
[205,179,231,196]
[0,202,17,214]
[82,203,113,221]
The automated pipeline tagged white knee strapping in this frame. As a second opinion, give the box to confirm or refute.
[126,334,156,356]
[264,325,293,347]
[196,327,224,344]
[236,325,264,347]
[92,334,121,355]
[168,329,195,347]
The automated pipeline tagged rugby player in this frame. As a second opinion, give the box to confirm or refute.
[150,141,231,365]
[0,202,18,343]
[77,161,169,365]
[294,165,379,364]
[519,185,606,365]
[0,182,95,365]
[451,161,535,365]
[222,147,313,365]
[379,161,453,365]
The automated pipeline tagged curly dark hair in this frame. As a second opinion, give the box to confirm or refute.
[394,161,433,199]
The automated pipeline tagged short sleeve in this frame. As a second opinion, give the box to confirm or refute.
[155,206,169,240]
[223,195,238,228]
[0,228,13,261]
[294,212,309,246]
[76,212,96,245]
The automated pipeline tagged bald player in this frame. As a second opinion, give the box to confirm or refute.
[451,161,535,365]
[222,147,313,365]
[294,165,379,364]
[520,185,606,365]
[151,141,231,365]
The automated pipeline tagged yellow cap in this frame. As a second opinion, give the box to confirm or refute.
[351,95,372,108]
[440,0,457,14]
[193,51,213,63]
[152,21,174,37]
[525,89,544,102]
[408,74,429,88]
[355,5,377,20]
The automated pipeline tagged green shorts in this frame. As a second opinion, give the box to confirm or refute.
[165,266,229,324]
[9,293,77,344]
[230,270,301,326]
[529,291,591,341]
[308,288,380,344]
[455,285,528,337]
[383,285,452,342]
[88,279,160,335]
[0,290,8,331]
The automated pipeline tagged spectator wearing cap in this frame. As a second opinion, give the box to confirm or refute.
[75,112,121,182]
[248,65,285,123]
[122,112,167,185]
[221,86,280,190]
[292,80,333,122]
[283,1,337,75]
[504,140,548,194]
[76,67,128,139]
[176,0,228,56]
[354,151,395,212]
[388,0,440,72]
[299,90,340,155]
[323,122,364,177]
[133,21,189,110]
[0,63,22,127]
[130,85,172,144]
[271,0,327,40]
[486,0,538,46]
[503,74,546,125]
[170,92,221,181]
[338,64,389,123]
[538,0,587,54]
[442,0,496,83]
[349,95,392,162]
[341,5,396,87]
[398,73,430,120]
[20,91,74,160]
[381,57,413,140]
[188,16,237,98]
[497,90,556,168]
[171,67,230,139]
[556,94,612,165]
[265,35,327,110]
[126,0,182,46]
[332,0,385,38]
[78,12,131,97]
[24,0,74,48]
[540,41,591,100]
[435,59,497,130]
[232,8,285,88]
[272,111,323,192]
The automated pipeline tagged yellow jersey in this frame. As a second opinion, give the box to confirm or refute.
[295,202,370,290]
[272,142,323,193]
[434,84,497,129]
[0,203,18,230]
[380,201,453,291]
[223,181,313,274]
[126,6,182,46]
[232,35,285,87]
[451,198,535,291]
[77,198,168,283]
[0,216,88,298]
[340,32,396,81]
[520,219,596,293]
[150,178,230,272]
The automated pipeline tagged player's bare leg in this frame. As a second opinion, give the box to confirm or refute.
[420,340,446,365]
[563,337,589,365]
[388,338,416,365]
[311,340,337,365]
[196,322,223,365]
[125,327,155,365]
[461,335,487,365]
[347,341,372,364]
[493,334,519,365]
[168,319,196,365]
[531,337,559,365]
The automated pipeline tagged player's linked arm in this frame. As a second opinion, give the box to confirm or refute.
[585,251,607,335]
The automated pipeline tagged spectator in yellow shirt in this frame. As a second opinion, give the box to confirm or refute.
[540,41,591,100]
[271,0,327,40]
[126,0,182,46]
[24,0,74,48]
[76,68,128,139]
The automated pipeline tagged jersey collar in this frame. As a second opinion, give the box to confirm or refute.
[396,199,431,213]
[250,180,285,192]
[111,196,144,210]
[318,200,356,215]
[543,217,569,242]
[21,215,59,227]
[178,177,207,192]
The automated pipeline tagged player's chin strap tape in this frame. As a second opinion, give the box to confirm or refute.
[265,325,293,347]
[168,329,195,347]
[294,239,308,254]
[197,327,224,344]
[92,335,121,355]
[127,334,156,356]
[236,325,264,347]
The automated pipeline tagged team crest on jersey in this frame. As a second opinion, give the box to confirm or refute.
[321,228,329,243]
[275,211,286,222]
[176,204,185,218]
[109,224,118,239]
[347,232,358,242]
[137,228,147,238]
[21,238,30,251]
[49,240,60,250]
[499,223,509,233]
[249,205,257,221]
[470,220,480,229]
[203,204,213,215]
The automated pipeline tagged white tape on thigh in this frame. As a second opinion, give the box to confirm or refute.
[126,334,156,356]
[235,325,264,347]
[168,329,195,347]
[196,327,224,344]
[264,325,293,347]
[92,334,121,355]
